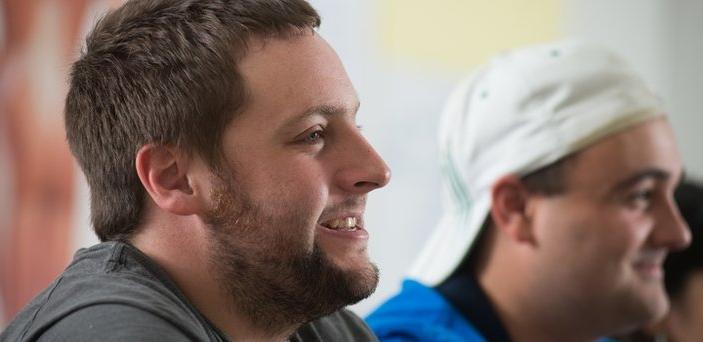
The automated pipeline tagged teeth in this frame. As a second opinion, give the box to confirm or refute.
[324,217,357,231]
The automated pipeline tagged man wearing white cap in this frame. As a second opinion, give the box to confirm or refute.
[367,41,691,341]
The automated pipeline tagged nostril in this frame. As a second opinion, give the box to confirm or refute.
[354,180,381,189]
[366,169,391,189]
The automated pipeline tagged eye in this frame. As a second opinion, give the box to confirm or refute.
[627,188,654,211]
[306,130,323,143]
[298,125,325,145]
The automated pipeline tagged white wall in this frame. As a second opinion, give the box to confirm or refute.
[564,0,703,178]
[665,1,703,179]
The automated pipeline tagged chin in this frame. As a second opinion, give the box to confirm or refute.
[645,292,670,321]
[327,250,378,296]
[344,262,380,304]
[623,281,670,326]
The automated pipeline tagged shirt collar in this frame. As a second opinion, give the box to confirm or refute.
[436,271,512,342]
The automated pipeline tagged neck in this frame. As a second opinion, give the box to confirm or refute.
[130,214,299,341]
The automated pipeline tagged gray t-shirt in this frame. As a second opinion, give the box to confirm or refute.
[0,241,377,341]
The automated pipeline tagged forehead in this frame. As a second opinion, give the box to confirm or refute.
[565,118,682,189]
[236,33,358,124]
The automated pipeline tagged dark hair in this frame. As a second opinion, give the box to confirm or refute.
[521,155,575,195]
[664,181,703,301]
[65,0,320,241]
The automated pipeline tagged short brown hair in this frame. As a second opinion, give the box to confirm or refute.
[65,0,320,241]
[521,154,575,195]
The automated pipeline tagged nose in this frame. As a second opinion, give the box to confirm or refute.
[334,129,391,194]
[650,196,691,252]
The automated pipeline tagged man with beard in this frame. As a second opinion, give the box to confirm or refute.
[1,0,390,341]
[367,41,690,341]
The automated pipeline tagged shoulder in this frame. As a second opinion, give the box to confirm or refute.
[293,309,377,342]
[2,242,221,341]
[366,279,485,342]
[36,304,195,342]
[6,297,216,342]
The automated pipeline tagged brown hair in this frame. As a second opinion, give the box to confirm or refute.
[65,0,320,241]
[521,154,575,195]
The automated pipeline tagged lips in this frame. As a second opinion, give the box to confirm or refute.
[633,252,665,280]
[634,263,663,280]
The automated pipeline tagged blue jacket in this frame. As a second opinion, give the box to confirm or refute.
[367,279,619,342]
[367,280,486,341]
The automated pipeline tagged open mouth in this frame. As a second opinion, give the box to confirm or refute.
[320,217,360,232]
[633,261,663,279]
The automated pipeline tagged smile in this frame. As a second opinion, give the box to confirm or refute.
[633,261,663,280]
[321,217,359,232]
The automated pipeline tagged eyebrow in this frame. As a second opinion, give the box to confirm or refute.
[611,168,672,192]
[300,101,361,119]
[279,101,361,133]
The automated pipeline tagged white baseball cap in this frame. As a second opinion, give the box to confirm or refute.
[408,40,666,286]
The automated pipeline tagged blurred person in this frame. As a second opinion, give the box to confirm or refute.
[1,0,390,340]
[0,0,89,320]
[367,41,690,341]
[616,181,703,342]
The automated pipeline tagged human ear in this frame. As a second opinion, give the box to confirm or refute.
[489,175,535,244]
[135,144,201,215]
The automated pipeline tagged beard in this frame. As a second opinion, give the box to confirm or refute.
[203,172,378,334]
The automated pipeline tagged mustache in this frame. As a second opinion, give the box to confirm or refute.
[326,196,366,211]
[318,196,367,220]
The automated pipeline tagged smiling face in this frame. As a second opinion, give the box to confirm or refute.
[527,118,691,335]
[202,32,390,329]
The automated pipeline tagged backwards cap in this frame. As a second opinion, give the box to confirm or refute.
[408,40,666,286]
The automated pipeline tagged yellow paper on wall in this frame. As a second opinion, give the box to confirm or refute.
[378,0,562,71]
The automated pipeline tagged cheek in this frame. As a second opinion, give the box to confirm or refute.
[535,202,642,275]
[533,200,600,255]
[603,208,655,261]
[276,167,328,207]
[243,159,328,206]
